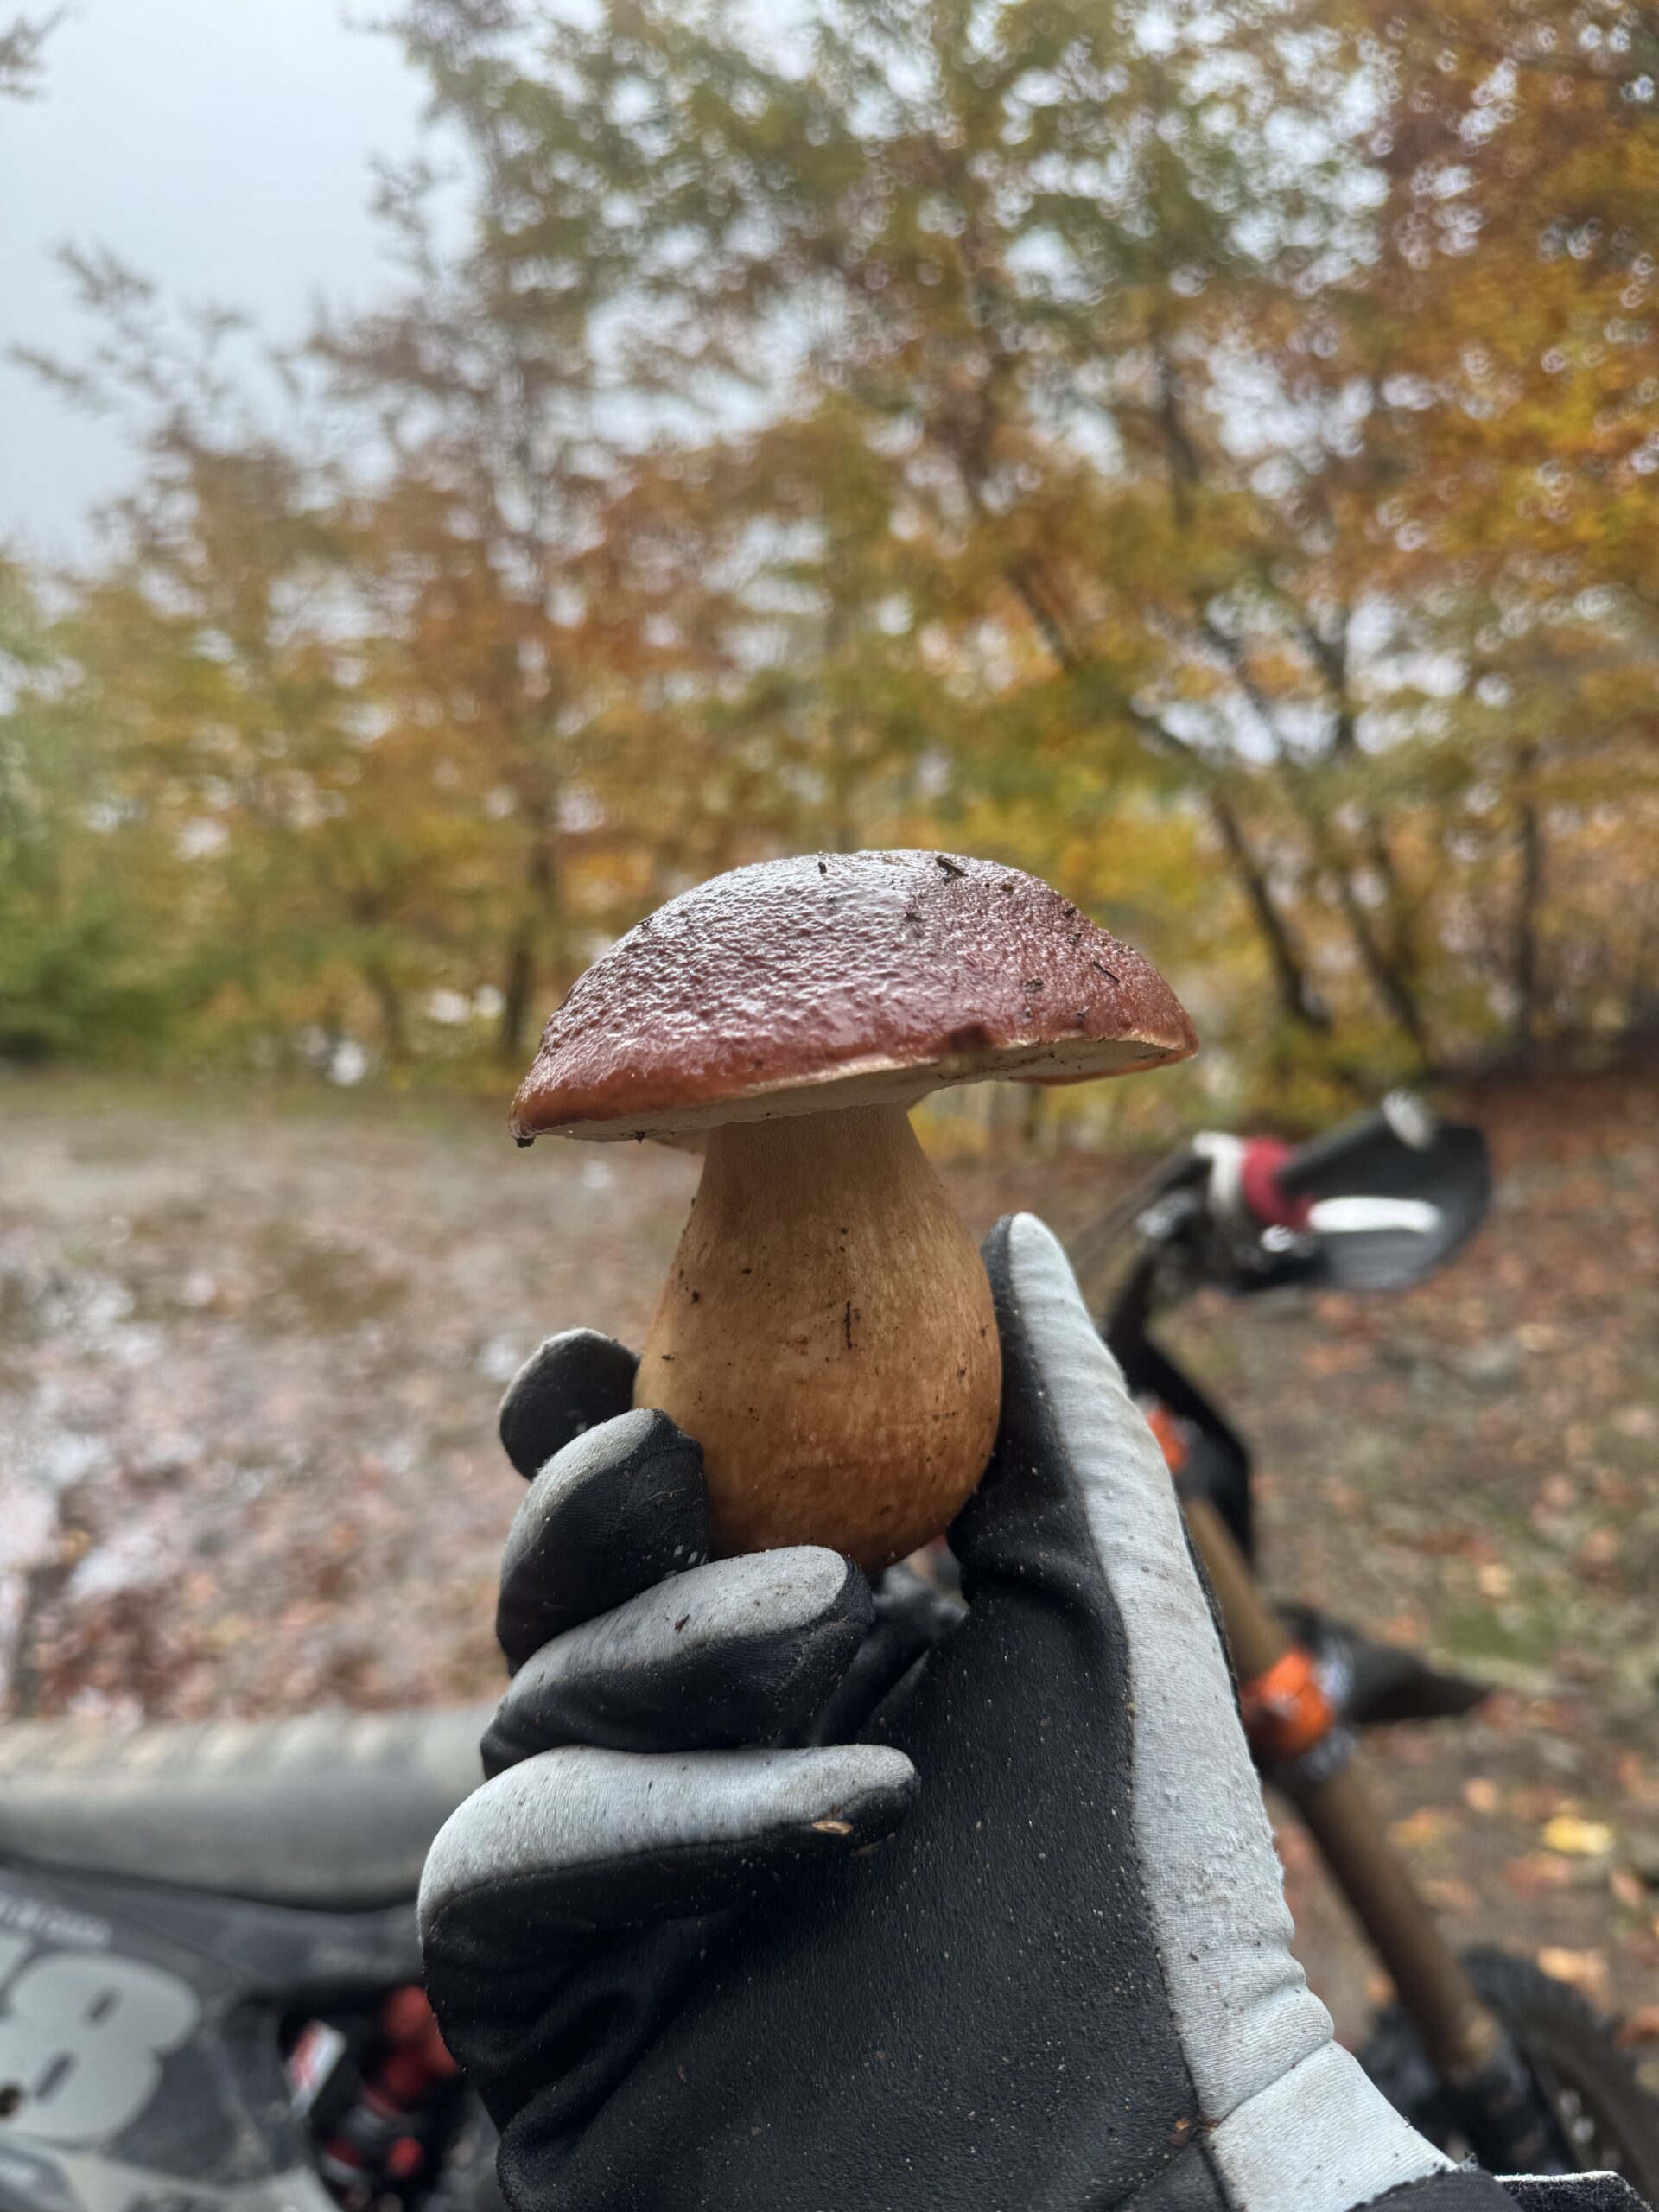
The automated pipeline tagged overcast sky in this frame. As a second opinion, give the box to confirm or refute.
[1,0,431,557]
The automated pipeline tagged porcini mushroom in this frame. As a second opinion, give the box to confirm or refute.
[511,850,1196,1571]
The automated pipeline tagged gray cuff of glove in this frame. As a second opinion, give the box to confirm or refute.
[1007,1217,1452,2212]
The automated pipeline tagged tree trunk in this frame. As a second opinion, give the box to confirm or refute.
[1198,607,1431,1062]
[1511,745,1544,1058]
[498,807,558,1065]
[1324,848,1433,1064]
[498,927,537,1066]
[1621,916,1659,1046]
[1207,790,1331,1033]
[365,961,408,1063]
[1000,563,1329,1039]
[1314,624,1426,1015]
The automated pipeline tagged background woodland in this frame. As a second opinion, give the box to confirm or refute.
[4,0,1657,1122]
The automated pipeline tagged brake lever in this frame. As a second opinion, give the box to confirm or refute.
[1065,1143,1208,1309]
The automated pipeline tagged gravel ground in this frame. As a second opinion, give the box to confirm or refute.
[1,1065,1655,2062]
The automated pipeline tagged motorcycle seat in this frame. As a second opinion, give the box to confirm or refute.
[0,1702,494,1909]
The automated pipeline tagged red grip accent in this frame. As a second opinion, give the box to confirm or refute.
[1239,1139,1313,1232]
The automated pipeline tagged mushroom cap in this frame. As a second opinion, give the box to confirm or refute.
[512,849,1198,1142]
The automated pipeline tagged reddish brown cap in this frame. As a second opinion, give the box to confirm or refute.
[512,849,1198,1142]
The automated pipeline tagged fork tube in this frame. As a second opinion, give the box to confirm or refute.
[1181,1495,1501,2083]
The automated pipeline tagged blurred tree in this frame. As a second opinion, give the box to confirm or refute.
[4,0,1654,1103]
[1334,0,1659,1064]
[0,558,184,1058]
[11,232,747,1070]
[311,134,665,1065]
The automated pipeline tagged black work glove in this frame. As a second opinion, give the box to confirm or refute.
[422,1215,1525,2212]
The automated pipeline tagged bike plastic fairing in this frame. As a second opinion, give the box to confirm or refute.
[0,1859,393,2212]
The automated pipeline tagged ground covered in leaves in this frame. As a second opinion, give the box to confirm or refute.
[1,1068,1654,2058]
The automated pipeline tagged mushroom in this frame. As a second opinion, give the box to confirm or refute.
[511,849,1196,1571]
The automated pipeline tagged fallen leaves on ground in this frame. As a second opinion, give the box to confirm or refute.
[1537,1948,1613,2011]
[2,1069,1655,2062]
[1542,1815,1617,1859]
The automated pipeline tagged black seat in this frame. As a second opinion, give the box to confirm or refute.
[0,1704,493,1909]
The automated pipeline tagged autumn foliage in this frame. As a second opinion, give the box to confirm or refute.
[3,0,1656,1114]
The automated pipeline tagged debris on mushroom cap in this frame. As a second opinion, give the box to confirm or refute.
[512,849,1198,1143]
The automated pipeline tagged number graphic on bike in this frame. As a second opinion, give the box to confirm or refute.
[0,1949,200,2146]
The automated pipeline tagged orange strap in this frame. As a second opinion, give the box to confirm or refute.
[1238,1646,1337,1762]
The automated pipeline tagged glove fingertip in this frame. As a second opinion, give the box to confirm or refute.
[499,1328,640,1478]
[497,1408,711,1669]
[422,1744,919,1947]
[485,1545,870,1772]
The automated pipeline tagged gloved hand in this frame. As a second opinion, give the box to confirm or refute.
[422,1214,1515,2212]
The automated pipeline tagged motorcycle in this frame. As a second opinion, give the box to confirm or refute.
[0,1703,499,2209]
[3,1094,1655,2205]
[1093,1093,1659,2193]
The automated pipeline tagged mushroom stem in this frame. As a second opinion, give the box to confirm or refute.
[633,1102,1001,1572]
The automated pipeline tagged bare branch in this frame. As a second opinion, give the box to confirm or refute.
[0,10,60,99]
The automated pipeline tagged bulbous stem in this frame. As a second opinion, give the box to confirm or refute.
[634,1103,1001,1572]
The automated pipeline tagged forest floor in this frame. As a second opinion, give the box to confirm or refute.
[2,1066,1656,2063]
